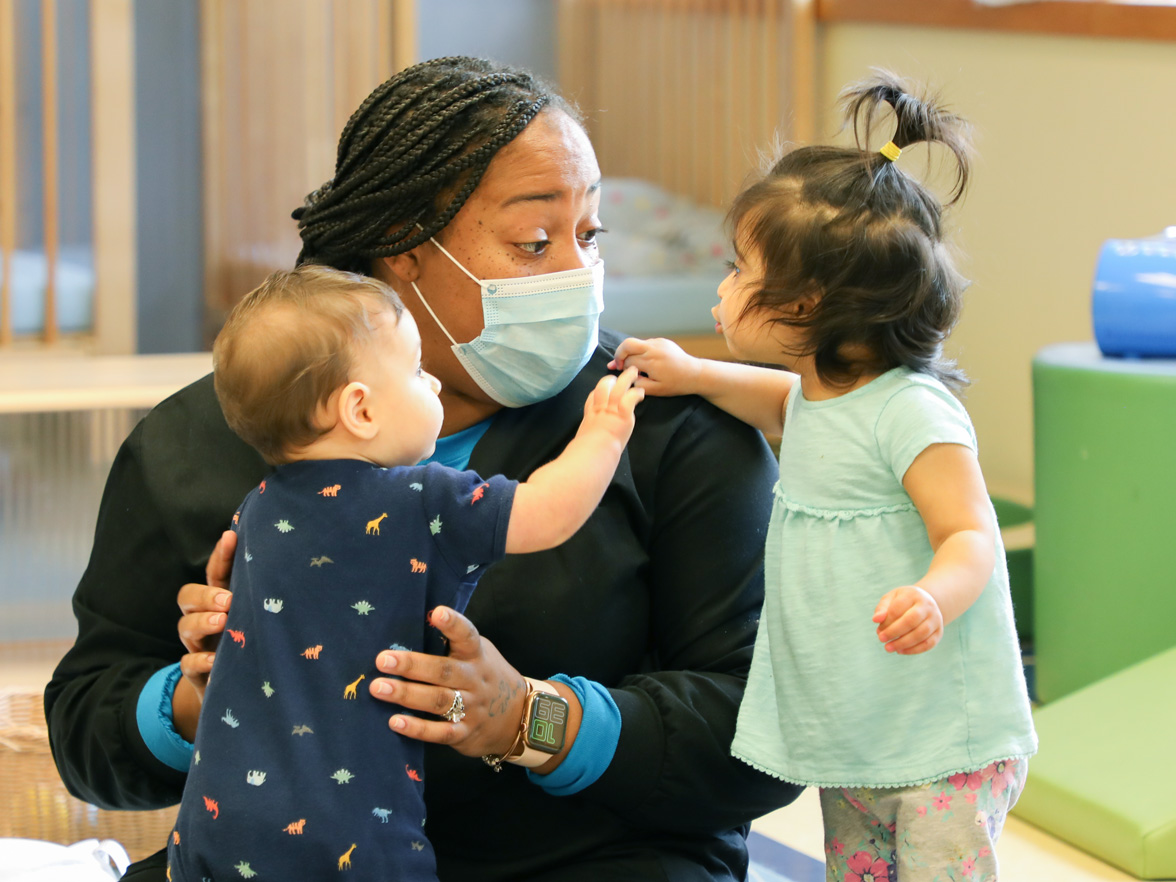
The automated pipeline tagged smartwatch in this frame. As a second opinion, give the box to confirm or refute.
[482,678,569,771]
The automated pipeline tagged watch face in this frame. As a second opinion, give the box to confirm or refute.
[526,692,568,753]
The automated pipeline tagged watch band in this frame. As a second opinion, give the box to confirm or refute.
[480,678,564,772]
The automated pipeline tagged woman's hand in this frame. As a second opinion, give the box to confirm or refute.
[872,585,943,655]
[172,529,236,741]
[371,606,580,770]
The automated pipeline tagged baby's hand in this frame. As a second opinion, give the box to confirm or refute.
[872,585,943,655]
[608,337,702,397]
[579,365,645,447]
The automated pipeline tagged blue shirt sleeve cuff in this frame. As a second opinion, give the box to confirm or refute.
[526,674,620,796]
[135,663,195,772]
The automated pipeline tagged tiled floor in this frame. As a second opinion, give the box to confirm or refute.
[0,647,1140,882]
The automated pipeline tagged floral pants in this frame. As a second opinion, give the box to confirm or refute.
[819,758,1028,882]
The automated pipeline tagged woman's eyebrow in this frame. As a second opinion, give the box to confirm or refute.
[500,179,602,209]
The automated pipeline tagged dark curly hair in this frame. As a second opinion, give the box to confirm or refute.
[292,57,580,274]
[731,69,974,390]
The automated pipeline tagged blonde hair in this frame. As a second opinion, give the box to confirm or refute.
[213,265,404,464]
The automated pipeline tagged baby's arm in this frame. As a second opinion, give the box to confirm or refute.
[609,337,795,437]
[872,443,996,654]
[505,366,644,554]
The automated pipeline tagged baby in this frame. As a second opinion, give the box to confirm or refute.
[166,264,642,881]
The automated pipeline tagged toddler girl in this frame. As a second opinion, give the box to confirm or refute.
[610,71,1036,881]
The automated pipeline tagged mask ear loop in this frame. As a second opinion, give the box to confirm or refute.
[411,281,460,347]
[414,222,483,285]
[409,223,475,347]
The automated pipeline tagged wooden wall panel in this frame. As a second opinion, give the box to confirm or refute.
[90,0,136,355]
[200,0,412,339]
[557,0,816,209]
[40,0,58,343]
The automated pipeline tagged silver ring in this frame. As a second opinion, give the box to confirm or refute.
[442,690,466,723]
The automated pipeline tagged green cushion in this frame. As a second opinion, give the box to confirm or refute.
[1033,343,1176,700]
[1012,646,1176,879]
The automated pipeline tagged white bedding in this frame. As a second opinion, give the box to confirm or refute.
[598,178,729,337]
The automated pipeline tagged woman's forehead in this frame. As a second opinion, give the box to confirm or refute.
[477,110,601,207]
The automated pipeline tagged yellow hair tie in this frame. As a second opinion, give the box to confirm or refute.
[879,141,902,162]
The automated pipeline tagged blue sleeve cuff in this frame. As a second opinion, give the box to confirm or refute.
[526,674,620,796]
[135,663,195,772]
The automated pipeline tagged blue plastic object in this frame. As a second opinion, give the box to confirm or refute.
[1092,228,1176,357]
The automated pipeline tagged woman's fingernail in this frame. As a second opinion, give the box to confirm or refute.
[215,592,230,609]
[210,613,225,626]
[379,653,397,671]
[372,680,392,696]
[390,716,406,731]
[434,608,449,624]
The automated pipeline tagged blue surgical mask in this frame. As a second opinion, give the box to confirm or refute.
[411,238,604,408]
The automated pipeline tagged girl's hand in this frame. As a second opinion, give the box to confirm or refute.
[370,606,531,759]
[608,337,702,397]
[872,585,943,655]
[172,529,236,740]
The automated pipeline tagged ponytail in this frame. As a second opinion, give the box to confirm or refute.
[841,69,973,206]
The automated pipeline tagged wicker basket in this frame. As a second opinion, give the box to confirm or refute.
[0,687,178,862]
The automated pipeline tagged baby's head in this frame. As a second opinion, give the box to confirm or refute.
[214,265,442,466]
[725,70,973,389]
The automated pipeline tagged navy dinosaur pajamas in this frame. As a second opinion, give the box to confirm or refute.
[168,459,516,881]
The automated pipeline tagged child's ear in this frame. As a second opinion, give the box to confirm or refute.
[337,381,379,440]
[794,290,821,317]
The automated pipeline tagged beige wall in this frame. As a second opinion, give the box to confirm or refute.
[817,24,1176,502]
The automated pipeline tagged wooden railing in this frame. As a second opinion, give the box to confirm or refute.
[0,0,16,345]
[200,0,416,340]
[557,0,817,210]
[0,0,135,353]
[0,0,414,352]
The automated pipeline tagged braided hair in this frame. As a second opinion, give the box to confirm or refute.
[730,69,974,390]
[293,57,579,273]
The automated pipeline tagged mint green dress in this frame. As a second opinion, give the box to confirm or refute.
[730,368,1037,788]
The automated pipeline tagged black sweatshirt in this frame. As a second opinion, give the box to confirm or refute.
[45,331,801,881]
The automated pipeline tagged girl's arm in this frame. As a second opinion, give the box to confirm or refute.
[609,337,795,437]
[872,442,996,654]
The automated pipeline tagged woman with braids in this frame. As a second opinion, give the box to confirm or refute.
[45,57,799,881]
[611,72,1036,880]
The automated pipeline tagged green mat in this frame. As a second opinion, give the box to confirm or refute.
[1012,645,1176,879]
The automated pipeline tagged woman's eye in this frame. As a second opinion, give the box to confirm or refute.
[518,240,550,255]
[579,227,607,245]
[725,259,741,276]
